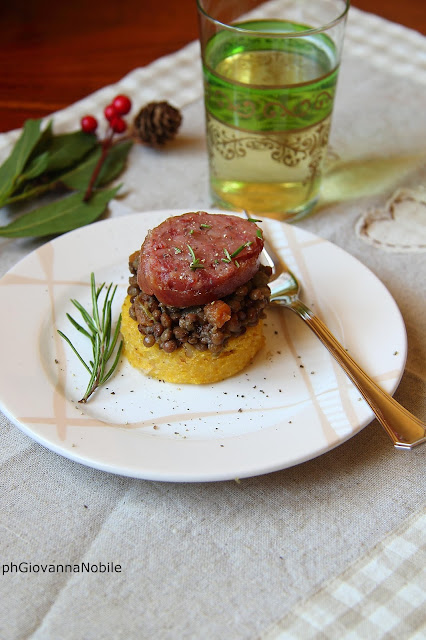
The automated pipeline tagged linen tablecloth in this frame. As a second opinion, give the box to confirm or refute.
[1,5,425,639]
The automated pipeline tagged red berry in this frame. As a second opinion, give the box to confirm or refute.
[104,104,117,122]
[81,115,98,134]
[112,94,132,115]
[110,116,127,134]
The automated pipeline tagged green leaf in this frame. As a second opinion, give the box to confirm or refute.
[58,147,101,191]
[17,120,54,182]
[2,177,57,206]
[0,119,44,204]
[33,119,54,149]
[15,130,98,189]
[2,138,132,207]
[2,126,99,203]
[61,139,133,191]
[0,186,120,237]
[24,119,54,164]
[41,130,98,173]
[96,140,133,186]
[16,151,51,183]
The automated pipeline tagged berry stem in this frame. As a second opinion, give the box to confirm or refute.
[83,131,114,202]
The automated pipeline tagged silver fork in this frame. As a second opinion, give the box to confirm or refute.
[244,211,426,449]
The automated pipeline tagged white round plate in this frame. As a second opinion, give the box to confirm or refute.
[0,210,407,482]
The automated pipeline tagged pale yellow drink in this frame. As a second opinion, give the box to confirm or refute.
[203,20,339,218]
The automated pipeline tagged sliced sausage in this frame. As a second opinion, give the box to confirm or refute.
[137,211,264,307]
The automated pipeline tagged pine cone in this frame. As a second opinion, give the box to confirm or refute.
[133,101,182,146]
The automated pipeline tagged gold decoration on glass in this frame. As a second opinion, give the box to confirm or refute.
[207,114,331,214]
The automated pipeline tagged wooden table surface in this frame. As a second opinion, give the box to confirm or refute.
[1,0,425,134]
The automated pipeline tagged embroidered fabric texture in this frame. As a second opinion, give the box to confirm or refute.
[355,187,426,252]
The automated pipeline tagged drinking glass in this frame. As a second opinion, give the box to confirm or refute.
[196,0,349,220]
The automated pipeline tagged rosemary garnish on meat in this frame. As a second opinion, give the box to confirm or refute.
[245,216,263,238]
[222,241,253,264]
[187,244,205,270]
[231,241,253,257]
[57,273,123,403]
[222,248,232,264]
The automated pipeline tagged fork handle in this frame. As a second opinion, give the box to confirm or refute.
[288,299,426,449]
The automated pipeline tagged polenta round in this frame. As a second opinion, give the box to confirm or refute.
[121,295,264,384]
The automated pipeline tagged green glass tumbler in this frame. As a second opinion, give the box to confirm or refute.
[197,0,350,220]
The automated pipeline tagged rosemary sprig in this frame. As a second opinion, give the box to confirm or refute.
[57,272,123,403]
[222,248,232,264]
[222,241,252,264]
[231,241,252,258]
[187,244,205,270]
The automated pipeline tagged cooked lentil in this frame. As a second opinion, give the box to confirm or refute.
[127,251,271,355]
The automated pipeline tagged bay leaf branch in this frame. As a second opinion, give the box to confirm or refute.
[0,186,120,238]
[3,139,132,207]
